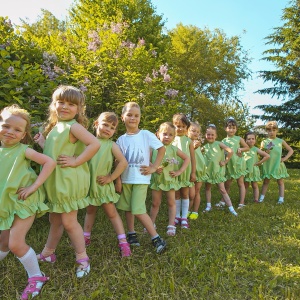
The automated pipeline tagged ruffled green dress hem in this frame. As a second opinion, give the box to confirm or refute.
[150,182,181,191]
[47,196,90,213]
[226,169,248,180]
[0,202,49,230]
[88,194,119,206]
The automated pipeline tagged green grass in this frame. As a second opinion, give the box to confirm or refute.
[1,169,300,299]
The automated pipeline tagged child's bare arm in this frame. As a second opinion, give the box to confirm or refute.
[17,148,56,200]
[255,149,270,166]
[281,140,294,162]
[97,143,128,185]
[140,146,165,175]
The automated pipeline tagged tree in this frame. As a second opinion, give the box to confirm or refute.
[167,24,252,130]
[256,0,300,142]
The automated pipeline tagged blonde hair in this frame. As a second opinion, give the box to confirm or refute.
[121,102,140,115]
[265,121,278,130]
[94,112,118,137]
[189,121,201,131]
[157,122,175,134]
[0,104,32,144]
[44,85,88,135]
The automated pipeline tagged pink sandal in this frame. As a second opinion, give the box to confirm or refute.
[76,257,90,278]
[181,218,189,229]
[174,217,181,226]
[37,253,56,263]
[21,274,49,299]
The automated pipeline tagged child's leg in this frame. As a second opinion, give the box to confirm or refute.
[125,211,135,232]
[192,181,202,212]
[102,203,126,239]
[135,213,158,237]
[83,205,98,234]
[180,186,190,228]
[217,182,237,216]
[166,190,176,226]
[244,181,250,198]
[260,178,270,202]
[251,182,259,202]
[150,189,163,224]
[9,215,43,277]
[39,213,64,259]
[277,178,285,203]
[102,203,131,257]
[175,189,182,222]
[218,179,232,206]
[237,176,246,206]
[204,182,212,211]
[61,211,90,276]
[188,185,195,211]
[0,230,10,259]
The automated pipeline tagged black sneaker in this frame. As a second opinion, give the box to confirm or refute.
[127,233,140,246]
[152,236,167,254]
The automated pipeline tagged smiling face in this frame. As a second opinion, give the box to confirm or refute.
[0,113,27,147]
[188,125,201,141]
[55,100,78,121]
[205,127,217,143]
[225,123,237,137]
[122,106,141,134]
[245,134,256,148]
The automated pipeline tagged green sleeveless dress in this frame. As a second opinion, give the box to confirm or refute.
[244,146,261,182]
[43,120,90,213]
[88,138,119,205]
[222,135,247,180]
[0,143,48,230]
[203,141,226,184]
[194,147,208,182]
[261,137,289,179]
[150,144,181,191]
[172,135,193,187]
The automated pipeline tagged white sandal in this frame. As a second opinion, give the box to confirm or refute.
[167,225,176,236]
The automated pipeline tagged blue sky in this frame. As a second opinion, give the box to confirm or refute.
[1,0,289,123]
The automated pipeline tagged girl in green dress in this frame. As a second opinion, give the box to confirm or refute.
[259,121,294,204]
[244,132,270,203]
[187,122,208,220]
[34,86,100,278]
[83,112,131,257]
[203,125,238,216]
[217,117,249,209]
[0,105,56,299]
[150,122,190,236]
[172,114,196,229]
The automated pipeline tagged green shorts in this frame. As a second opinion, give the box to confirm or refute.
[116,184,148,215]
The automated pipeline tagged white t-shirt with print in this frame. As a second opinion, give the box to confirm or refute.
[117,130,163,184]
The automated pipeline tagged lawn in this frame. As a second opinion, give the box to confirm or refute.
[1,169,300,299]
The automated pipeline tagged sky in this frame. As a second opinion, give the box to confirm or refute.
[1,0,289,123]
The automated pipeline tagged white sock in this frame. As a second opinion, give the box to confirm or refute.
[278,197,284,202]
[175,199,182,218]
[18,247,42,278]
[207,203,211,208]
[0,250,10,261]
[259,195,265,201]
[181,199,190,219]
[228,206,235,212]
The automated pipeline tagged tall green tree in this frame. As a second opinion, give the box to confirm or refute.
[167,24,252,130]
[256,0,300,141]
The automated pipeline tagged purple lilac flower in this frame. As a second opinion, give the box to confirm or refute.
[151,50,157,57]
[165,89,179,98]
[163,74,171,82]
[138,38,145,46]
[152,70,158,78]
[111,23,122,34]
[159,64,168,75]
[144,74,152,83]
